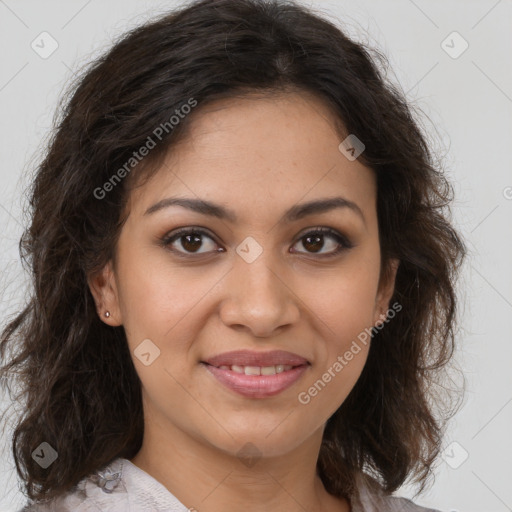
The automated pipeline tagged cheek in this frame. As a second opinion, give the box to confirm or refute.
[303,246,381,400]
[312,253,381,334]
[300,268,377,416]
[115,253,205,403]
[116,248,208,343]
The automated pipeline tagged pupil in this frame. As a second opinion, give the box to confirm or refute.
[304,234,323,253]
[182,234,202,252]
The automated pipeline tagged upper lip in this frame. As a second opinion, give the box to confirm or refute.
[203,350,309,368]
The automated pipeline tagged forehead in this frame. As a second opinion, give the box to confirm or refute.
[126,91,377,226]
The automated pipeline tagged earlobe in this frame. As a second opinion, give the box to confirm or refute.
[87,261,122,325]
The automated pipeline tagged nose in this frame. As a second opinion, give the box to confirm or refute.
[218,247,300,338]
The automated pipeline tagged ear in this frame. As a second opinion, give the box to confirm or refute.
[87,260,123,326]
[373,258,400,326]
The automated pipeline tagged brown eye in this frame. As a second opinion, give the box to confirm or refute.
[178,233,204,253]
[162,228,220,255]
[161,226,352,259]
[302,233,325,253]
[291,227,352,257]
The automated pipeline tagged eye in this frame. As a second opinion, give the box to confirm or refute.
[290,227,352,257]
[160,226,352,258]
[161,227,222,256]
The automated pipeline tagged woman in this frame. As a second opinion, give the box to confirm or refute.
[0,0,466,510]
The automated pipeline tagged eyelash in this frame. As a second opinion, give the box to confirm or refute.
[160,226,353,259]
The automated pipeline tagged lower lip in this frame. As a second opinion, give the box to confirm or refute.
[203,363,309,398]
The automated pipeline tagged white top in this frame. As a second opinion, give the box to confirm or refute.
[19,457,443,511]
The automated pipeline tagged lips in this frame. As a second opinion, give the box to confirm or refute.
[202,350,310,398]
[203,349,309,368]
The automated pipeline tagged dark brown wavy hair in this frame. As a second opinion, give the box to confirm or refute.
[0,0,466,504]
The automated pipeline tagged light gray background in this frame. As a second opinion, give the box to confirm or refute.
[0,1,511,511]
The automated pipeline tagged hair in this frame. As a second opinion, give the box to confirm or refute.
[0,0,466,504]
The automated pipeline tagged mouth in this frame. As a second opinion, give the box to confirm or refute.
[202,349,310,369]
[202,362,307,375]
[200,350,310,398]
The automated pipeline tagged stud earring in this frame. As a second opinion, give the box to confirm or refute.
[104,311,111,318]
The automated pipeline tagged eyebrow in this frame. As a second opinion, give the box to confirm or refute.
[144,195,366,226]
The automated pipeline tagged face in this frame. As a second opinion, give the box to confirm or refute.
[89,91,398,460]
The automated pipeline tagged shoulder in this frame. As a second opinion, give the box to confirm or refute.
[376,495,444,512]
[19,457,189,512]
[350,471,445,512]
[18,458,127,511]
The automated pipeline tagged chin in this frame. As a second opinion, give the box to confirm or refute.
[210,430,305,462]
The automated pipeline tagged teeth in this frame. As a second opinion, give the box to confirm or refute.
[221,364,294,374]
[244,366,260,376]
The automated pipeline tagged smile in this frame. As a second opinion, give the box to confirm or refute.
[202,362,309,398]
[218,364,295,375]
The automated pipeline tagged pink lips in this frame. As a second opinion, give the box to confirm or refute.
[204,349,309,368]
[202,350,310,399]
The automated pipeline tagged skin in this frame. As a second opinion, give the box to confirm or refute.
[89,90,399,512]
